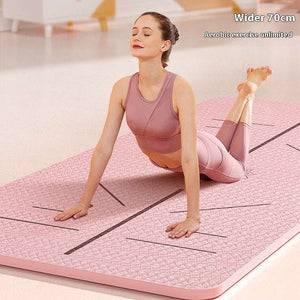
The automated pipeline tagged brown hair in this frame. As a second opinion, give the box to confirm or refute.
[136,12,179,68]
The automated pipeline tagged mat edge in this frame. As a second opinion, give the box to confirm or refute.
[0,224,299,300]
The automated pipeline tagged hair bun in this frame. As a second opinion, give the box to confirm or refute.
[172,24,179,44]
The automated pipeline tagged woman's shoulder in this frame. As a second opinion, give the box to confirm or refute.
[172,73,194,96]
[114,72,137,91]
[113,73,137,109]
[111,73,135,96]
[172,72,192,87]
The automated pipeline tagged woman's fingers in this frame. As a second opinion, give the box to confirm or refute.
[56,211,73,221]
[185,230,192,238]
[54,213,64,221]
[73,209,87,219]
[173,227,188,238]
[168,224,186,238]
[165,222,179,232]
[54,206,80,221]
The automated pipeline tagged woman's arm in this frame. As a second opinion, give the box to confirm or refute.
[54,77,127,221]
[165,76,200,238]
[79,78,127,207]
[175,76,200,221]
[181,159,200,221]
[79,151,112,208]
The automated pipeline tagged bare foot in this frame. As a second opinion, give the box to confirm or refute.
[237,66,273,94]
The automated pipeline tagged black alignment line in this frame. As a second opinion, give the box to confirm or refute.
[212,118,275,127]
[126,238,216,254]
[64,189,184,255]
[0,216,79,231]
[196,232,227,238]
[212,118,227,121]
[32,206,63,212]
[250,122,275,127]
[99,183,125,206]
[171,203,271,214]
[205,126,221,129]
[249,122,300,153]
[32,204,93,212]
[286,144,300,152]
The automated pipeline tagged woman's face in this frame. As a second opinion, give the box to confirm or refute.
[130,15,169,61]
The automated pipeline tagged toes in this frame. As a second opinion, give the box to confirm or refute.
[257,66,272,77]
[263,66,272,77]
[267,66,272,74]
[263,66,271,73]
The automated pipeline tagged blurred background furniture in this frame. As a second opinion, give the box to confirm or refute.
[2,0,115,37]
[1,0,290,36]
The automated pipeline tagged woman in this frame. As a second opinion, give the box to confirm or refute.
[54,12,272,239]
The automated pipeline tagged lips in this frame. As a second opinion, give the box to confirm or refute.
[133,45,144,49]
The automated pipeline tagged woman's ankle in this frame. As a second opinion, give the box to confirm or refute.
[241,81,258,94]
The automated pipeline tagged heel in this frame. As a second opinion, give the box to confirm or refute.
[242,81,258,94]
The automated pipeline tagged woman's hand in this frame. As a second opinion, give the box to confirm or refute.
[54,203,89,221]
[165,217,200,239]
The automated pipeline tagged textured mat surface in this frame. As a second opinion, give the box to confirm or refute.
[0,98,299,300]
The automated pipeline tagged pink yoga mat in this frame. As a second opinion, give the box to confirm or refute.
[0,98,299,300]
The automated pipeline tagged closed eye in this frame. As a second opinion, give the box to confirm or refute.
[132,34,150,36]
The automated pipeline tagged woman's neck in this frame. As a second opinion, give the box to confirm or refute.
[138,60,167,86]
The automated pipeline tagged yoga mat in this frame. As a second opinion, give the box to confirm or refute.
[0,98,299,300]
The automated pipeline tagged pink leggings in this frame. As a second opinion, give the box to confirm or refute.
[150,120,251,183]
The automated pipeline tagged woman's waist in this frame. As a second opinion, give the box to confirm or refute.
[134,133,181,154]
[141,146,182,169]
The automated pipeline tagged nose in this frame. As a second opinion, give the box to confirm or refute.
[131,37,142,46]
[132,31,142,41]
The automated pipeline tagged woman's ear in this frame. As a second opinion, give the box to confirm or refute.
[161,40,171,52]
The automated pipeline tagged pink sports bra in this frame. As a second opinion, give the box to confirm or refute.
[124,71,181,154]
